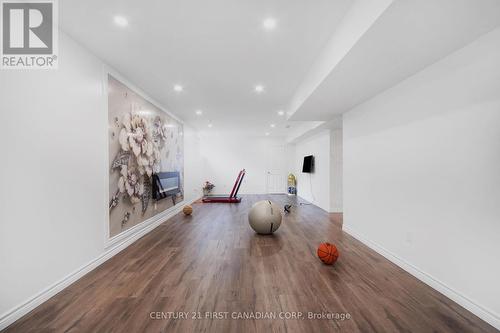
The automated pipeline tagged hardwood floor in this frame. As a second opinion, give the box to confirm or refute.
[4,194,497,332]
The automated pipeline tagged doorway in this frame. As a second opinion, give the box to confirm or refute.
[266,145,286,193]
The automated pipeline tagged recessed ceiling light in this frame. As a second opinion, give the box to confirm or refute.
[113,16,128,27]
[270,124,276,128]
[173,84,183,92]
[277,110,285,116]
[255,85,264,93]
[195,110,203,115]
[263,17,277,30]
[208,123,213,128]
[265,132,270,136]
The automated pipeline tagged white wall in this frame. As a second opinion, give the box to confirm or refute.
[343,27,500,329]
[0,32,201,328]
[330,128,343,212]
[293,130,330,211]
[0,32,106,322]
[199,133,286,194]
[183,127,203,202]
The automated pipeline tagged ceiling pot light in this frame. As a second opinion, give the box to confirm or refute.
[113,16,128,27]
[173,84,183,92]
[263,17,277,30]
[255,85,264,93]
[195,110,203,115]
[270,124,276,128]
[277,110,284,116]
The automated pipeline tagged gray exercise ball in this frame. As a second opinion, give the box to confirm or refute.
[248,200,282,234]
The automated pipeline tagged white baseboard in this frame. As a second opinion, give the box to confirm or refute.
[343,225,500,331]
[0,198,199,331]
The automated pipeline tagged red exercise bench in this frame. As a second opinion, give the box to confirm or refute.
[202,169,245,203]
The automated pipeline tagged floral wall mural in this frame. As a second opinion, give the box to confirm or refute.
[108,75,184,237]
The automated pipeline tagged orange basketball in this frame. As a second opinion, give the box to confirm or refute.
[317,242,339,265]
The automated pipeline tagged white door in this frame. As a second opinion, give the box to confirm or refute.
[266,145,286,193]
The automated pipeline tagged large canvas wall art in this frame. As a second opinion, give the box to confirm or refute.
[107,75,184,237]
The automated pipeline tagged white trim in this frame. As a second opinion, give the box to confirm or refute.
[0,197,199,331]
[343,225,500,330]
[105,196,185,248]
[101,63,111,250]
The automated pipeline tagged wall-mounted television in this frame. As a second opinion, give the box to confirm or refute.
[302,155,314,173]
[152,171,181,205]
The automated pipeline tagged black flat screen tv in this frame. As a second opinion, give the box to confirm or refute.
[302,155,314,173]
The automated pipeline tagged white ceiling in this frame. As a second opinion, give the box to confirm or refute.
[289,0,500,121]
[60,0,500,136]
[60,0,353,135]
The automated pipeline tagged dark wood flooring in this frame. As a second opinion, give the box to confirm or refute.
[4,195,497,332]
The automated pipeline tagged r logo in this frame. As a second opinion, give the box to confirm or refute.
[2,2,53,54]
[1,0,57,69]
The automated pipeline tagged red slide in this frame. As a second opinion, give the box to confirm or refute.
[202,169,245,203]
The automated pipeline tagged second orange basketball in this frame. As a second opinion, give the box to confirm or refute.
[317,242,339,265]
